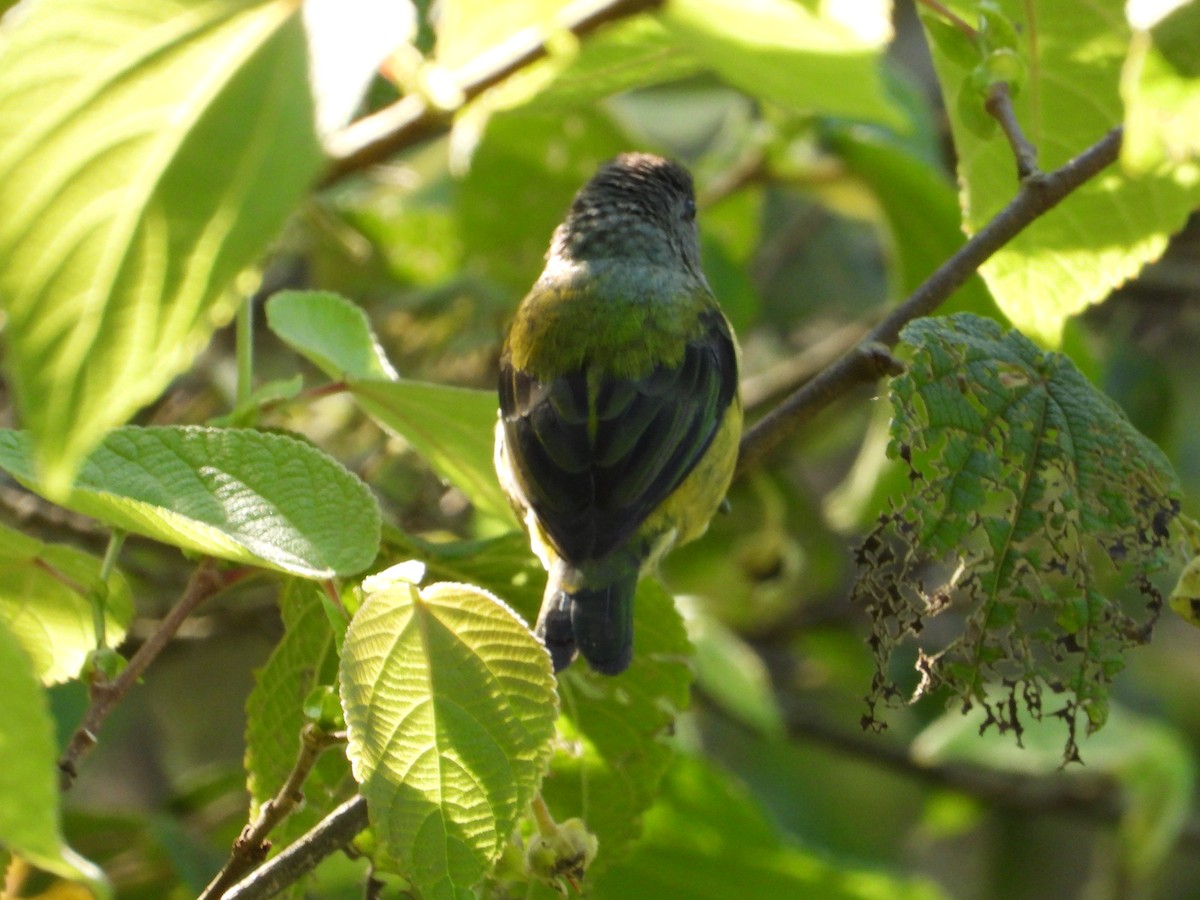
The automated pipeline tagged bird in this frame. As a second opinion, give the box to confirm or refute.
[495,152,742,676]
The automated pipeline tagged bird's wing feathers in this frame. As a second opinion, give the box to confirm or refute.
[500,309,737,563]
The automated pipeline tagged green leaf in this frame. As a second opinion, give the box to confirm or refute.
[351,380,513,523]
[593,754,946,900]
[245,579,350,848]
[857,314,1181,762]
[544,580,692,873]
[0,427,381,579]
[264,289,513,522]
[914,701,1194,879]
[661,0,902,128]
[0,621,109,895]
[1122,1,1200,175]
[340,564,557,897]
[0,0,324,496]
[266,290,398,381]
[0,523,133,685]
[919,0,1200,345]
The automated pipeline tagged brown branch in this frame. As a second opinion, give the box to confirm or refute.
[784,708,1200,852]
[223,796,370,900]
[788,709,1119,816]
[321,0,665,186]
[200,724,346,900]
[986,81,1040,179]
[736,126,1125,474]
[58,559,252,789]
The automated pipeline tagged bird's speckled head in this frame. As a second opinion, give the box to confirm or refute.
[548,153,702,277]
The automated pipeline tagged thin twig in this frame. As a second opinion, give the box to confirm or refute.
[58,559,252,789]
[321,0,664,186]
[224,796,370,900]
[736,126,1125,474]
[986,81,1040,179]
[200,725,346,900]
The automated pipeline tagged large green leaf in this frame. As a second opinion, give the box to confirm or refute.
[0,0,324,496]
[1121,0,1200,175]
[858,314,1181,762]
[340,564,557,898]
[351,379,513,524]
[381,533,697,876]
[662,0,902,127]
[593,755,945,900]
[0,621,108,894]
[245,579,350,849]
[544,580,693,873]
[0,523,133,685]
[919,0,1200,345]
[266,290,398,381]
[0,427,381,579]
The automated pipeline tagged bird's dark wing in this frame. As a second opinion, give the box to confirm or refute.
[499,309,737,563]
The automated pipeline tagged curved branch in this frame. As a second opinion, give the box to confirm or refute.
[200,725,345,900]
[58,560,253,789]
[736,125,1125,475]
[223,796,370,900]
[321,0,665,186]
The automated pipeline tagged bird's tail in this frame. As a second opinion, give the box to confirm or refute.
[535,561,638,675]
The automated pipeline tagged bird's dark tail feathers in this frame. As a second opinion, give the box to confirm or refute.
[535,562,638,675]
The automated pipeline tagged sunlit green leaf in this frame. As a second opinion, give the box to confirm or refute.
[0,427,381,579]
[1122,1,1200,174]
[340,565,557,897]
[919,0,1200,345]
[0,0,324,495]
[0,621,109,895]
[662,0,901,127]
[0,523,132,685]
[266,290,398,381]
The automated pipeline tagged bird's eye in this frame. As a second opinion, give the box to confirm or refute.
[682,198,696,222]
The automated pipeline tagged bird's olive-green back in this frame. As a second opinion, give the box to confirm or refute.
[503,260,720,382]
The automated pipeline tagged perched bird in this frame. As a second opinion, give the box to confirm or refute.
[495,152,742,675]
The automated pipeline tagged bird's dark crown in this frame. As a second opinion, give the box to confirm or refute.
[549,153,702,273]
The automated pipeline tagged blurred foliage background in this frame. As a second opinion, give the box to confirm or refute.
[3,0,1200,897]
